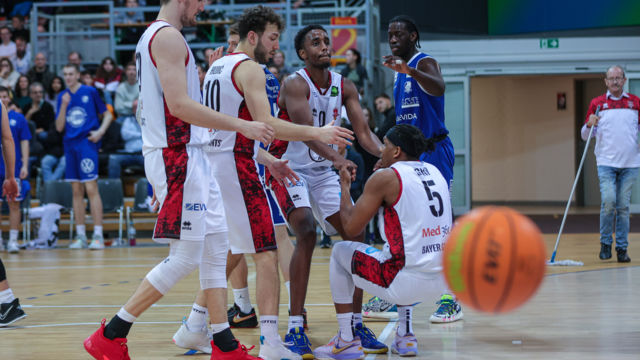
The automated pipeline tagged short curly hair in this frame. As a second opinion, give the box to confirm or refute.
[237,5,283,41]
[294,24,327,61]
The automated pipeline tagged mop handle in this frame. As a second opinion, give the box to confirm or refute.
[550,105,600,262]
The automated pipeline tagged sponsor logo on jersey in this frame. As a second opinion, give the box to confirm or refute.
[422,243,443,254]
[401,96,420,108]
[80,158,95,174]
[397,113,417,122]
[404,81,412,93]
[422,225,441,237]
[67,106,88,128]
[82,95,89,103]
[312,108,318,117]
[333,108,339,120]
[208,139,222,147]
[629,100,635,109]
[330,85,339,97]
[185,203,207,211]
[9,118,16,127]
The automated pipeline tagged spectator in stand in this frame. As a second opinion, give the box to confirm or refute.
[56,63,112,250]
[67,51,86,73]
[340,48,368,95]
[39,122,66,182]
[45,76,65,112]
[0,86,31,254]
[270,49,291,78]
[80,70,94,87]
[94,57,123,106]
[10,36,29,75]
[27,52,54,91]
[115,0,144,24]
[0,27,16,60]
[23,82,54,144]
[355,104,378,180]
[10,15,29,42]
[107,115,143,179]
[0,57,19,89]
[196,62,206,90]
[374,93,395,142]
[12,75,30,109]
[114,62,138,124]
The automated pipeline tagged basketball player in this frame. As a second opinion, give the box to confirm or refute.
[174,6,352,360]
[382,15,463,324]
[0,101,24,327]
[314,124,451,358]
[268,25,387,357]
[83,1,275,359]
[55,63,112,250]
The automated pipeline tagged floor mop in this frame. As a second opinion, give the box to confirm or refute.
[548,106,601,266]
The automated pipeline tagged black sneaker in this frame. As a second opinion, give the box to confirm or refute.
[616,247,631,263]
[599,243,612,260]
[227,303,258,328]
[0,298,27,327]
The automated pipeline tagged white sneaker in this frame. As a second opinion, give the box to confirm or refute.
[259,336,302,360]
[7,239,19,254]
[172,319,212,354]
[88,234,105,250]
[69,234,87,249]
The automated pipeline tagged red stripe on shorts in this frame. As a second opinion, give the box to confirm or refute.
[154,145,188,240]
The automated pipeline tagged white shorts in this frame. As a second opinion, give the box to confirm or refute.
[271,166,341,236]
[209,151,277,254]
[145,145,227,243]
[332,241,446,305]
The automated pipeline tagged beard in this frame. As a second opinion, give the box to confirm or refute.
[180,0,198,27]
[254,41,269,64]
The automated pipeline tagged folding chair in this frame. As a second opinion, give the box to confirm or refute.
[97,178,125,246]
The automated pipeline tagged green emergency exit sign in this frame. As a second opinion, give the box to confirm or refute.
[540,38,559,49]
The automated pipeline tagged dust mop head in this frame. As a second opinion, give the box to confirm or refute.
[547,259,584,266]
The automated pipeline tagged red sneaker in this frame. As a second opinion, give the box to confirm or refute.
[84,319,131,360]
[210,339,259,359]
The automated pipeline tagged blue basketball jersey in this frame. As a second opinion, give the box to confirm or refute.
[0,109,32,176]
[56,85,107,144]
[393,52,448,139]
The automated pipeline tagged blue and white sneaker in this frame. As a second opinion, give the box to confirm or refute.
[313,332,364,360]
[352,323,388,354]
[429,294,464,323]
[391,328,418,357]
[284,327,314,359]
[361,296,397,320]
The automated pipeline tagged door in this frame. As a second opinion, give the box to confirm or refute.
[627,73,640,212]
[443,76,470,215]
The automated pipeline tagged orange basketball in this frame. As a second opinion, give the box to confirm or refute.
[442,206,547,313]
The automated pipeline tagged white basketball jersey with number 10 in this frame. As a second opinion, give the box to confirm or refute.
[282,68,343,170]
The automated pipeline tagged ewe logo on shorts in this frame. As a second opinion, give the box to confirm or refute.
[185,203,207,211]
[80,158,95,174]
[66,107,88,128]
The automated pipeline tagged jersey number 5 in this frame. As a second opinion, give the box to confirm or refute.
[422,180,444,217]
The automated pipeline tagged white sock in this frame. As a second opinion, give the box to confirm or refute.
[288,315,304,332]
[285,281,291,311]
[233,287,252,314]
[337,312,353,341]
[76,225,86,237]
[93,226,103,237]
[352,313,363,327]
[210,322,229,335]
[260,315,280,343]
[9,230,19,242]
[117,307,137,323]
[0,288,15,303]
[186,303,209,330]
[397,306,413,336]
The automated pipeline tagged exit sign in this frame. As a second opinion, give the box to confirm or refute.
[540,38,559,49]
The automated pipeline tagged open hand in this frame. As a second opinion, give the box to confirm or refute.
[319,120,354,146]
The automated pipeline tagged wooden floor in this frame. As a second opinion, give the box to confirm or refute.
[1,233,639,359]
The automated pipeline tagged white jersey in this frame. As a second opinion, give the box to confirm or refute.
[378,161,452,273]
[136,20,208,155]
[282,68,343,169]
[203,52,260,156]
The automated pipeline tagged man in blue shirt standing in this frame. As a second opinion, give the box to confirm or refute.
[55,64,113,250]
[381,15,462,324]
[0,86,31,254]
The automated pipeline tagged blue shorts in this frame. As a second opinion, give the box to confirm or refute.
[420,136,454,189]
[64,138,99,182]
[0,177,31,202]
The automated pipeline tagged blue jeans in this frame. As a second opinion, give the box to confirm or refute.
[108,153,144,178]
[41,154,66,182]
[597,166,639,249]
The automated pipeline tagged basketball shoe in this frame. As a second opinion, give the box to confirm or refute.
[84,319,130,360]
[172,318,212,354]
[352,323,388,354]
[258,335,302,360]
[362,296,397,320]
[429,294,464,323]
[284,327,314,359]
[313,331,364,360]
[69,234,88,249]
[390,328,418,357]
[7,239,19,254]
[227,303,258,328]
[0,298,27,327]
[88,233,105,250]
[210,339,260,359]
